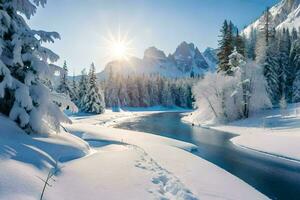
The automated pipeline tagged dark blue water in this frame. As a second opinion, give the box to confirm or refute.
[114,112,300,200]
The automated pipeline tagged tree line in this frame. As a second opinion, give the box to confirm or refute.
[219,9,300,106]
[192,8,300,123]
[103,70,196,109]
[56,62,197,114]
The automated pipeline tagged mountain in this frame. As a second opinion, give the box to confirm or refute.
[99,42,214,79]
[243,0,300,36]
[202,47,218,69]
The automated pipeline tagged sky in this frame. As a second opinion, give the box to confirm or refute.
[29,0,279,74]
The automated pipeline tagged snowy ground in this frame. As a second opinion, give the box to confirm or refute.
[184,103,300,163]
[70,107,191,127]
[0,109,268,200]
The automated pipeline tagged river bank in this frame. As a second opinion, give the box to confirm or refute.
[183,103,300,163]
[0,109,268,200]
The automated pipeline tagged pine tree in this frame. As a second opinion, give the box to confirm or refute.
[228,47,246,73]
[160,79,173,107]
[291,27,298,42]
[292,70,300,103]
[0,0,70,133]
[81,63,105,114]
[105,68,120,107]
[235,29,246,56]
[78,69,89,108]
[70,73,78,103]
[118,75,129,107]
[278,29,291,100]
[246,27,257,60]
[264,30,280,104]
[127,76,139,107]
[217,20,234,73]
[229,48,254,118]
[57,61,72,97]
[137,75,150,107]
[148,75,160,106]
[255,8,280,104]
[288,38,300,102]
[255,7,274,64]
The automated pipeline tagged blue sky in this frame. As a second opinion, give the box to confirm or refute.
[29,0,279,74]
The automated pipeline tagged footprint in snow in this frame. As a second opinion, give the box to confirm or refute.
[133,146,198,200]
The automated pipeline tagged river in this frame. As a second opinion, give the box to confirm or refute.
[114,112,300,200]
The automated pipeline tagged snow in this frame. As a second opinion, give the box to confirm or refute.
[70,107,191,127]
[0,115,90,200]
[185,103,300,163]
[0,110,269,200]
[243,0,300,36]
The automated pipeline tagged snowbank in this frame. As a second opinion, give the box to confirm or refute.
[187,104,300,162]
[57,122,268,200]
[0,110,268,200]
[0,115,90,200]
[71,108,191,127]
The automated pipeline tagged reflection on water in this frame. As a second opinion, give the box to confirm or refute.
[114,112,300,200]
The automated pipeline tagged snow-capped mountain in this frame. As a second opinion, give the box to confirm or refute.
[244,0,300,36]
[202,47,218,69]
[99,42,214,79]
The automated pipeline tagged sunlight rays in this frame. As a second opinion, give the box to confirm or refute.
[102,28,135,61]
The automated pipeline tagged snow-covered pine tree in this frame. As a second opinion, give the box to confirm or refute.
[255,7,274,64]
[228,47,246,74]
[78,69,89,108]
[288,36,300,102]
[0,0,72,133]
[246,27,257,60]
[264,29,280,105]
[81,63,105,114]
[104,68,120,108]
[291,27,298,42]
[277,29,291,100]
[137,75,150,107]
[148,75,160,106]
[70,72,78,103]
[235,29,246,57]
[176,79,189,108]
[118,75,129,107]
[255,8,280,105]
[290,38,300,100]
[57,61,71,97]
[292,70,300,103]
[217,20,234,73]
[160,78,173,107]
[126,76,139,107]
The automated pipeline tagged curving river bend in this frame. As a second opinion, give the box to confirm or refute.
[114,112,300,200]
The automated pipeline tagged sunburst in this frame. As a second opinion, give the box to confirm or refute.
[103,28,134,61]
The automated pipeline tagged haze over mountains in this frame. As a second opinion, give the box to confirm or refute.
[97,0,300,80]
[99,42,217,79]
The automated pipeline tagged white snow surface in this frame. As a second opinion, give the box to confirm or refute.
[0,110,268,200]
[0,115,90,200]
[243,0,300,35]
[184,103,300,162]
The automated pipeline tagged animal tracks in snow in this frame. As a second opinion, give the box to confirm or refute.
[133,146,198,200]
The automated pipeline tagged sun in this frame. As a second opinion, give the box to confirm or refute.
[112,41,128,60]
[103,29,134,61]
